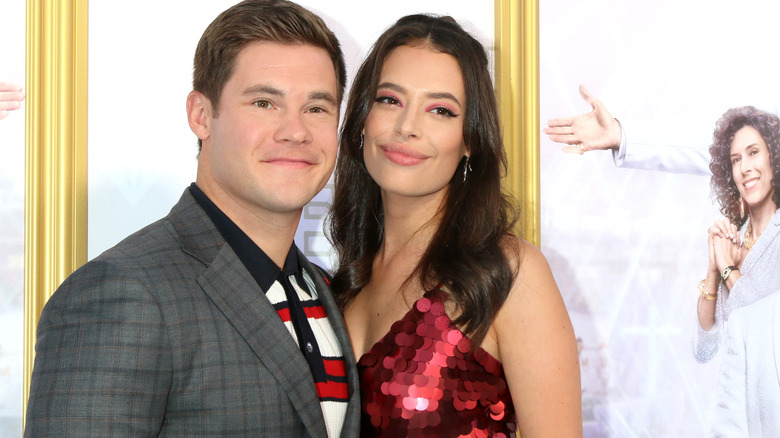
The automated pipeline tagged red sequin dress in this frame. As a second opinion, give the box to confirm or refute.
[357,287,517,437]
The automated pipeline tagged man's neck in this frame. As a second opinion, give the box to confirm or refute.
[194,181,301,268]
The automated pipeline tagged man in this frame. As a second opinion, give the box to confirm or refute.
[24,1,359,436]
[544,84,711,176]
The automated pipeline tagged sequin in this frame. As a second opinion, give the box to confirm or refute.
[358,288,517,437]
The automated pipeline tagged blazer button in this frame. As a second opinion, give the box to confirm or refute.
[306,342,314,353]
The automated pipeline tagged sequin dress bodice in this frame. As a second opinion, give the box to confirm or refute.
[357,288,517,437]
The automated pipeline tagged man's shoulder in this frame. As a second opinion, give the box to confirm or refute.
[92,215,183,266]
[92,189,217,266]
[47,201,216,308]
[68,193,218,286]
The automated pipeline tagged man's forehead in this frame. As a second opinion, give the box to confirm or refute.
[230,41,338,90]
[236,41,332,69]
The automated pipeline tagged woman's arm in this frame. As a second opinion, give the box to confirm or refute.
[694,220,746,362]
[699,221,744,330]
[493,239,582,437]
[694,221,740,362]
[697,226,723,331]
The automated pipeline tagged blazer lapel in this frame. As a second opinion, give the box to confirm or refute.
[169,190,327,437]
[742,209,780,271]
[724,209,780,320]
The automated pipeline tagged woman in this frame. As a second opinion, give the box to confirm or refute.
[694,106,780,434]
[696,106,780,361]
[328,14,582,437]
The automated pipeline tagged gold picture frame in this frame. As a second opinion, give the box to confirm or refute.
[24,0,89,421]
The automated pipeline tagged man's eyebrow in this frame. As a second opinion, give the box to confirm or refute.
[242,85,336,105]
[377,81,461,106]
[243,85,283,96]
[309,91,338,106]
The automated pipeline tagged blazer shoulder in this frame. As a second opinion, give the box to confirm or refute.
[92,190,224,270]
[50,195,220,309]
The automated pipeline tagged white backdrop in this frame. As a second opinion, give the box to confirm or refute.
[540,0,780,436]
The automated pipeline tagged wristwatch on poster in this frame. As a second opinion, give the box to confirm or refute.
[721,265,739,281]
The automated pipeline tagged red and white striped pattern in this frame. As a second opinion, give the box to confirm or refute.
[267,272,348,438]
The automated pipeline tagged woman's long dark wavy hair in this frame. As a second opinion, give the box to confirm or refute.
[709,106,780,227]
[326,14,520,346]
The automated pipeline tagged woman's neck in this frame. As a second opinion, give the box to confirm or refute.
[378,191,444,263]
[747,200,778,240]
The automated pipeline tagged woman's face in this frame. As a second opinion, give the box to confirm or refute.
[362,45,467,202]
[730,125,775,210]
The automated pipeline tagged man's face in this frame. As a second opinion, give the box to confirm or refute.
[193,41,339,222]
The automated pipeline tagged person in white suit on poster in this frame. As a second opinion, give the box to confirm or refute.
[544,84,710,175]
[713,288,780,437]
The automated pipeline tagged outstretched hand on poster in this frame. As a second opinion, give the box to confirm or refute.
[544,84,621,154]
[0,81,25,120]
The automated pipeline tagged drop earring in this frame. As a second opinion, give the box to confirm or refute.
[740,195,745,219]
[462,157,471,182]
[359,134,364,150]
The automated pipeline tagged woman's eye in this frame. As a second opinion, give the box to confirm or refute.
[430,107,457,117]
[375,96,400,106]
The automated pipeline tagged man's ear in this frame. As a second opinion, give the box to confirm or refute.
[187,90,212,141]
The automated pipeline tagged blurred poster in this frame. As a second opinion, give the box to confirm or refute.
[540,0,780,435]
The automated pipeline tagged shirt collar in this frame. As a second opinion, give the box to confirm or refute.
[189,183,307,294]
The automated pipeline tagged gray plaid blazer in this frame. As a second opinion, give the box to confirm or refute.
[25,189,360,437]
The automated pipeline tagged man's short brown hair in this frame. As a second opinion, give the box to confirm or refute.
[193,0,346,123]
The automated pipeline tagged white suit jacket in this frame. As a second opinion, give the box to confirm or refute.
[712,290,780,437]
[611,119,711,176]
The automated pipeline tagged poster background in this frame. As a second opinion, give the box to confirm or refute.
[540,0,780,435]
